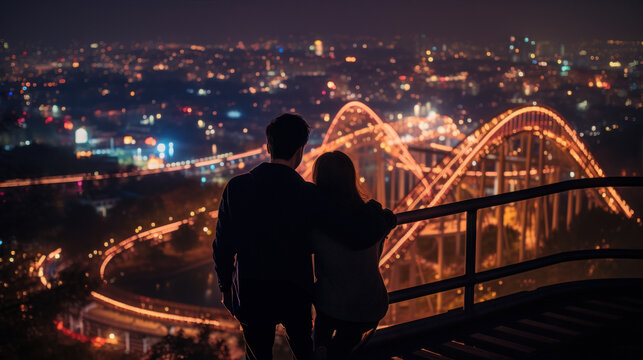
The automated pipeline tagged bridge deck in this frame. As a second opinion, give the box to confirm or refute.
[356,279,643,359]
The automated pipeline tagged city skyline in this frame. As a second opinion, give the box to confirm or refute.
[2,0,643,44]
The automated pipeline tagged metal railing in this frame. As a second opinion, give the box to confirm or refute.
[388,176,643,316]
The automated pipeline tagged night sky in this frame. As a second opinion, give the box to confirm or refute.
[2,0,643,44]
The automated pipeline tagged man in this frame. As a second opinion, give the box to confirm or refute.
[213,114,316,360]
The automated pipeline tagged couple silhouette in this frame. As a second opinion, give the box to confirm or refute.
[213,114,397,360]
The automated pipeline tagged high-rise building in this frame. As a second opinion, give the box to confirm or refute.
[536,40,565,60]
[314,40,323,56]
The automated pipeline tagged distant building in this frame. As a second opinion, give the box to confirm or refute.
[534,40,566,63]
[314,40,323,56]
[88,197,119,217]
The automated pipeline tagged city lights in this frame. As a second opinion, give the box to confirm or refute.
[144,137,157,146]
[226,110,242,119]
[3,19,642,358]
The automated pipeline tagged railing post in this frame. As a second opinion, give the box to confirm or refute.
[465,209,477,315]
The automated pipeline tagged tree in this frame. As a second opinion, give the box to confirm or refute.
[146,327,229,360]
[542,208,643,278]
[544,208,643,253]
[0,244,133,360]
[0,92,22,133]
[60,201,106,258]
[171,223,199,252]
[479,224,521,266]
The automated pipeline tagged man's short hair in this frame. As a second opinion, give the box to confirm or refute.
[266,113,311,160]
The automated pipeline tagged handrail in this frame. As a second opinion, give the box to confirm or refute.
[388,249,643,304]
[396,176,643,225]
[388,176,643,316]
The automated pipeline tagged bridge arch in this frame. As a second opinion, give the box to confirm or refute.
[380,105,635,267]
[301,101,429,189]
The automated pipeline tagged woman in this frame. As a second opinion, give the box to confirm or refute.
[312,151,397,360]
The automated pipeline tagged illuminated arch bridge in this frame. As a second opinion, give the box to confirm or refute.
[303,101,632,261]
[43,101,635,332]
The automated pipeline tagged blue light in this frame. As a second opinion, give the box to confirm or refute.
[210,164,215,170]
[532,60,538,64]
[201,177,207,183]
[524,37,529,43]
[0,240,3,246]
[278,48,284,53]
[227,110,242,119]
[22,86,27,91]
[8,91,12,96]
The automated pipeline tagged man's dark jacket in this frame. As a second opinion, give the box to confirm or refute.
[213,163,317,309]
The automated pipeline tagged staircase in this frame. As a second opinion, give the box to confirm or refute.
[357,279,643,359]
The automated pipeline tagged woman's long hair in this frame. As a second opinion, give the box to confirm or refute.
[313,151,364,208]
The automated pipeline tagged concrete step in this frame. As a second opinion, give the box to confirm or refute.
[564,305,622,320]
[437,340,515,360]
[468,332,535,354]
[516,318,580,336]
[541,311,601,328]
[405,348,455,360]
[493,325,560,344]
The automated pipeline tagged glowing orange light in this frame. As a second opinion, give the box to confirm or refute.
[76,151,92,158]
[429,143,454,152]
[144,137,157,146]
[345,56,357,63]
[123,136,134,145]
[63,120,74,130]
[91,291,225,326]
[147,156,164,170]
[54,320,106,347]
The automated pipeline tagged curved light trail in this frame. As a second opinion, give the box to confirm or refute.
[0,148,265,188]
[90,291,226,327]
